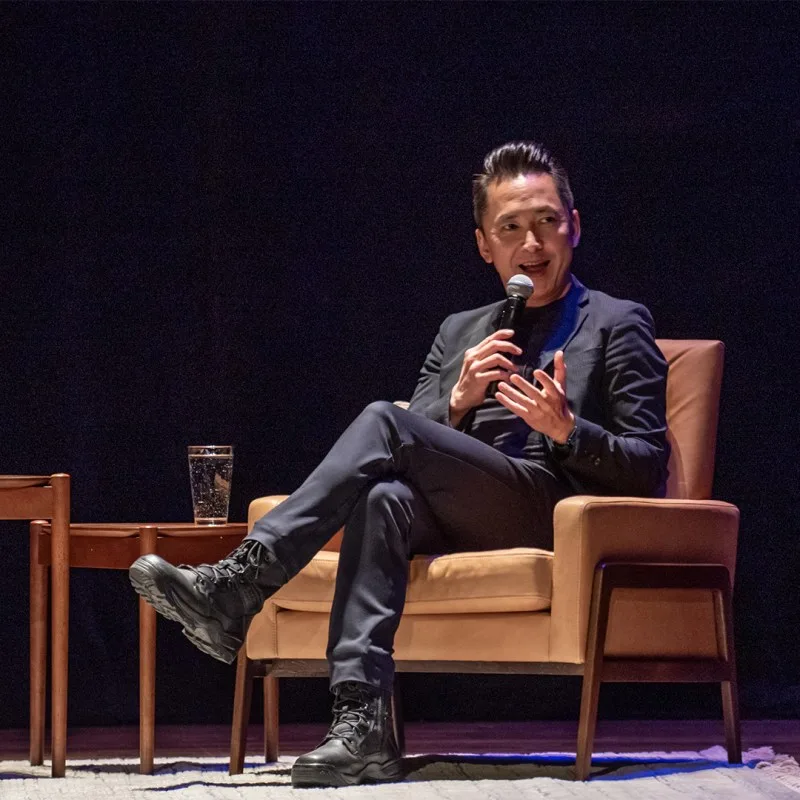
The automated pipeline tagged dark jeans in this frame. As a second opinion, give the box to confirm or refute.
[247,401,567,691]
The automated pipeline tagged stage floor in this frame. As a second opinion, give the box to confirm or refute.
[1,720,798,762]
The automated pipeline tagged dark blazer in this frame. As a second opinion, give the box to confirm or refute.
[408,277,670,498]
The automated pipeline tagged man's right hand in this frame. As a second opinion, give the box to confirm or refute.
[449,329,522,427]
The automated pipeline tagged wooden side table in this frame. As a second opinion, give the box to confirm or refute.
[2,473,70,777]
[30,521,248,774]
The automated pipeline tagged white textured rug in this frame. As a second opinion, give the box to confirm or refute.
[2,747,800,799]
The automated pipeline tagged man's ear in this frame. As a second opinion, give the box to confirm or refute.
[569,209,581,248]
[475,227,493,264]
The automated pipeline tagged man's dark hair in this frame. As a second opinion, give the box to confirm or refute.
[472,142,575,228]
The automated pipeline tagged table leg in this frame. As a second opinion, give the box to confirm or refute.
[139,526,158,774]
[50,475,70,778]
[139,599,157,773]
[29,522,47,766]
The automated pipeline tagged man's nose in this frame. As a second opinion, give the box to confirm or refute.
[523,230,542,250]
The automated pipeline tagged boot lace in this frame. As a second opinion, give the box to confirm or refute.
[182,540,269,587]
[325,682,375,742]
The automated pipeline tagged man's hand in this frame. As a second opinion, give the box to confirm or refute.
[495,349,575,443]
[449,329,522,427]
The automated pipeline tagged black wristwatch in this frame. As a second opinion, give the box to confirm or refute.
[551,424,578,458]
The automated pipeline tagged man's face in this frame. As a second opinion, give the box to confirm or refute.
[475,172,581,307]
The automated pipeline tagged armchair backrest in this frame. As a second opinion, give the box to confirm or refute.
[656,340,724,500]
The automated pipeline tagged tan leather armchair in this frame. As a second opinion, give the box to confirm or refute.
[229,340,740,779]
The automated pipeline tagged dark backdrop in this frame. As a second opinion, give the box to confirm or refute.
[1,3,798,729]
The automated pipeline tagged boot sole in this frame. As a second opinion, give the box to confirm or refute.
[129,558,241,665]
[291,758,405,788]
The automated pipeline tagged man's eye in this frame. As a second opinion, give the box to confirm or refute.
[541,216,557,224]
[501,223,519,231]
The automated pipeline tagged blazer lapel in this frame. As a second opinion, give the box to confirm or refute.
[537,276,590,372]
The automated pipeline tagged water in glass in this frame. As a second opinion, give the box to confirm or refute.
[188,446,233,525]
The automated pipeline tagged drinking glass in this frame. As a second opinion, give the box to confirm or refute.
[187,445,233,525]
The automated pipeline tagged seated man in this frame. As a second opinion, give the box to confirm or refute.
[130,142,669,788]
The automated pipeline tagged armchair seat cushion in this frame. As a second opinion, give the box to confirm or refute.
[270,546,554,615]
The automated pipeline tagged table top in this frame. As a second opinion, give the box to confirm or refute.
[32,521,251,568]
[35,521,248,538]
[0,475,52,488]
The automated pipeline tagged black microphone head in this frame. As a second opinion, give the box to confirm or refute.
[506,274,534,301]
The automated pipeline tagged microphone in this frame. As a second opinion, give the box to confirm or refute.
[486,274,534,398]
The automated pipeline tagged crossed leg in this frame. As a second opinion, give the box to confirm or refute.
[246,400,566,689]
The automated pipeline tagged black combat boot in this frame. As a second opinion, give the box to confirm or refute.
[291,681,404,787]
[129,540,286,664]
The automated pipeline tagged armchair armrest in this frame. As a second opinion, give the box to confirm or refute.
[248,495,290,529]
[549,495,739,663]
[245,494,345,660]
[247,496,344,553]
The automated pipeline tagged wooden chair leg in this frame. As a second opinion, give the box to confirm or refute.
[50,474,70,778]
[721,680,741,762]
[575,565,613,781]
[264,674,279,762]
[29,522,47,766]
[714,584,741,763]
[391,676,405,756]
[230,649,255,774]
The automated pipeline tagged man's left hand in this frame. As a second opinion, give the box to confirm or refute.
[495,349,575,444]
